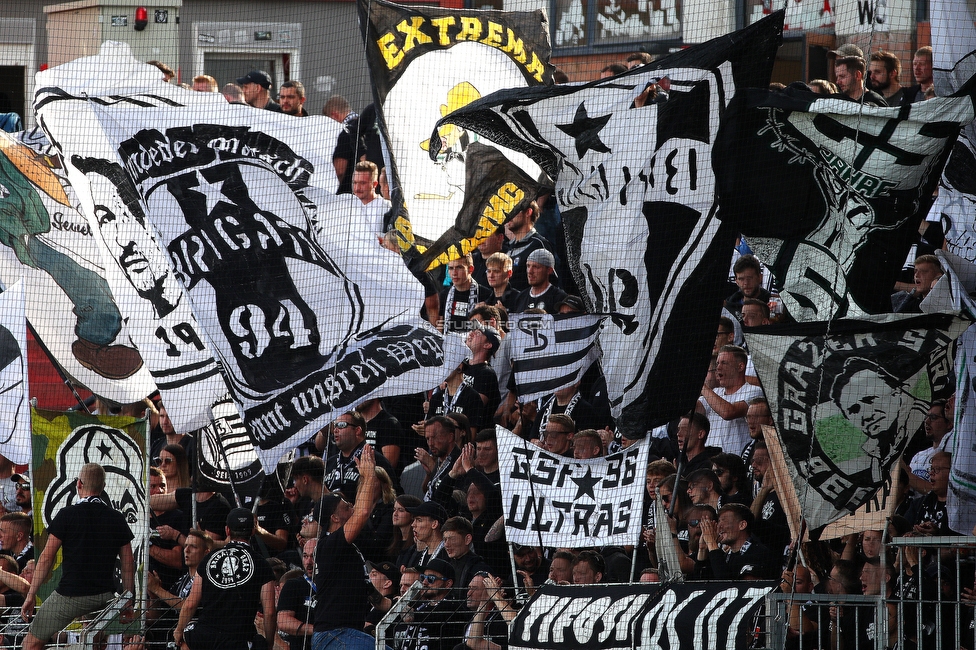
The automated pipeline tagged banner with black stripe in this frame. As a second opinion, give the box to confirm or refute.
[497,426,648,548]
[509,581,775,650]
[427,13,783,438]
[508,313,605,403]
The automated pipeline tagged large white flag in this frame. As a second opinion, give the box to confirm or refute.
[36,43,463,469]
[0,281,31,464]
[496,426,649,548]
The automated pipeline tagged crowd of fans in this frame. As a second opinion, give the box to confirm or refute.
[0,43,959,650]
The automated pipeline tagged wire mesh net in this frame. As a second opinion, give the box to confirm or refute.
[1,0,976,648]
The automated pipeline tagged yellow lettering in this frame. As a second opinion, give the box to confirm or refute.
[458,17,483,41]
[430,17,456,46]
[525,52,546,83]
[377,32,404,69]
[500,29,527,64]
[481,21,504,46]
[397,16,433,53]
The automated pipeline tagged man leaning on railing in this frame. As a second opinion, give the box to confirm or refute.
[20,463,135,650]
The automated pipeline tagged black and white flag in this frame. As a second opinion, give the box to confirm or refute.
[196,396,265,505]
[496,426,648,548]
[430,13,783,435]
[359,0,551,245]
[509,581,774,650]
[932,0,976,262]
[508,313,604,403]
[745,313,967,535]
[419,142,549,270]
[715,85,976,321]
[35,43,465,469]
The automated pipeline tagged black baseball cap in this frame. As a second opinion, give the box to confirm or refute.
[366,560,401,584]
[420,557,455,582]
[227,507,254,532]
[406,501,448,523]
[236,70,272,89]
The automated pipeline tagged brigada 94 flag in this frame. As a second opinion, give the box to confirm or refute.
[745,313,967,536]
[359,0,552,244]
[496,426,649,548]
[35,43,462,470]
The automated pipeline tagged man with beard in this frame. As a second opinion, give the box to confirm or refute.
[501,201,553,292]
[278,81,309,117]
[417,417,463,515]
[322,410,398,501]
[868,51,906,105]
[834,56,888,106]
[392,558,469,650]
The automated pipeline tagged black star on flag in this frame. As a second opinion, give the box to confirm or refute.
[571,466,601,500]
[556,103,612,159]
[97,440,113,459]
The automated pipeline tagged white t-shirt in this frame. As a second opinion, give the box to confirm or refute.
[699,382,765,455]
[361,196,392,236]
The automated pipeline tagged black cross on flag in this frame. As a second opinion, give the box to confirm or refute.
[429,12,784,436]
[714,86,976,321]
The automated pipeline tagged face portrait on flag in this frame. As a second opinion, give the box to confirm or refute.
[831,358,912,438]
[88,173,181,319]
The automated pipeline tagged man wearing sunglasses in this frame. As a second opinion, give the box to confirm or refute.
[323,411,399,501]
[393,558,469,649]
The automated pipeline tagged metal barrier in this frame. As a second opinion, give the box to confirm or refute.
[765,592,888,650]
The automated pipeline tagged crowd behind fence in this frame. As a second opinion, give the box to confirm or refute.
[12,536,976,650]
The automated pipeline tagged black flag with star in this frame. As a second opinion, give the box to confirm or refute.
[428,13,784,436]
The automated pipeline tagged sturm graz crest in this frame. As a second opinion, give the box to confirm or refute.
[205,545,255,589]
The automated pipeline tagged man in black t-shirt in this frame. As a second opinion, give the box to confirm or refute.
[176,508,277,650]
[313,444,381,649]
[323,410,399,501]
[359,398,411,479]
[277,538,317,650]
[22,463,135,650]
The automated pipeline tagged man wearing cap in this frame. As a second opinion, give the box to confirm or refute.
[364,560,400,634]
[510,248,567,314]
[22,463,135,650]
[10,473,31,518]
[236,70,282,112]
[439,253,493,334]
[502,200,555,292]
[406,500,449,566]
[312,444,381,650]
[176,508,276,650]
[461,322,502,430]
[277,539,318,650]
[392,557,469,650]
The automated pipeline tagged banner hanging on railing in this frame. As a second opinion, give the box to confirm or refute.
[509,581,775,650]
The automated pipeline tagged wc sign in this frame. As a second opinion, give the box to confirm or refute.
[834,0,908,34]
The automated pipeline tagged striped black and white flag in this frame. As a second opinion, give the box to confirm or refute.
[430,13,784,437]
[508,313,604,403]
